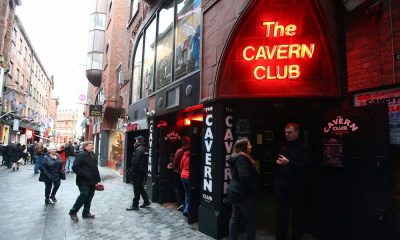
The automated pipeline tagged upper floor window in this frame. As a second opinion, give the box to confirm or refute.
[91,13,106,30]
[175,0,201,79]
[155,0,174,90]
[142,18,156,98]
[130,0,138,19]
[130,0,202,104]
[131,35,143,104]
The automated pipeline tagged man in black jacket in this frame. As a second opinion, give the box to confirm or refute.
[275,122,311,240]
[69,141,101,221]
[126,136,151,211]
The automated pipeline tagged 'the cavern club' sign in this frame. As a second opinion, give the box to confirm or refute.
[242,21,315,80]
[217,0,338,98]
[323,116,359,136]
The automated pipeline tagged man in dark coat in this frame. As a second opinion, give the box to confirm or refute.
[69,141,101,221]
[275,122,311,240]
[5,142,18,169]
[126,136,151,211]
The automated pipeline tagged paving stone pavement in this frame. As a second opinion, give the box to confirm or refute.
[0,164,213,240]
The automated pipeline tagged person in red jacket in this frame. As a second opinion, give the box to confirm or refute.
[180,147,190,217]
[57,144,67,172]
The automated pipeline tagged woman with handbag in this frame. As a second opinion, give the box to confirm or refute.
[39,143,64,204]
[227,138,258,240]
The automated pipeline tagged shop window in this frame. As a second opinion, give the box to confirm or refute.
[156,0,174,90]
[174,0,201,79]
[131,35,143,104]
[142,18,156,98]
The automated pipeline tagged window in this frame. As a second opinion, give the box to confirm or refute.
[156,0,174,90]
[105,44,109,65]
[8,61,13,75]
[91,13,106,30]
[24,47,28,60]
[130,0,138,19]
[19,38,23,53]
[86,52,103,70]
[131,35,143,104]
[175,0,201,79]
[16,68,20,84]
[142,18,156,97]
[118,69,125,85]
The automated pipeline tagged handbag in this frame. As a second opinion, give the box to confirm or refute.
[95,183,104,191]
[38,173,47,182]
[60,172,66,180]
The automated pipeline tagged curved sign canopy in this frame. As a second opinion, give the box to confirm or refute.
[217,0,338,98]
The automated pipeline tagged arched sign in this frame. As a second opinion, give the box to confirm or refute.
[217,0,338,98]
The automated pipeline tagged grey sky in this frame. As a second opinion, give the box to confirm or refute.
[16,0,92,111]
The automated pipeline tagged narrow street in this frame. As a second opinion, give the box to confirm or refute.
[0,164,212,240]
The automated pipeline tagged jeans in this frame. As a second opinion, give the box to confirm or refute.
[70,185,96,215]
[44,180,61,198]
[229,198,257,240]
[66,156,75,172]
[181,178,190,216]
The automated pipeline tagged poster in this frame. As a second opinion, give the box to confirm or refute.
[323,138,343,167]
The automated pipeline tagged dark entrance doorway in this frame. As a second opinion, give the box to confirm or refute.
[316,104,391,240]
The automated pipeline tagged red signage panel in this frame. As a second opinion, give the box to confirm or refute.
[217,0,338,98]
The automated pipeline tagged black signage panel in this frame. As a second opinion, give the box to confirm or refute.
[89,105,102,116]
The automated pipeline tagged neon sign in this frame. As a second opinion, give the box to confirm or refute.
[243,21,316,80]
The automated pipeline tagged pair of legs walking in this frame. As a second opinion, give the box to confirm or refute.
[44,180,61,204]
[127,174,150,210]
[181,177,190,216]
[66,156,75,172]
[69,185,96,220]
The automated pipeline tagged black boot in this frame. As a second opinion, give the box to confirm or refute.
[45,198,51,204]
[50,196,57,202]
[126,205,139,211]
[140,201,151,208]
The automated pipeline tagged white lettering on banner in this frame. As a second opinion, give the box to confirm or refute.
[148,122,153,176]
[203,110,213,201]
[323,116,359,135]
[223,109,233,196]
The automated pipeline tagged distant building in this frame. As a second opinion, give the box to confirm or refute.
[55,109,78,143]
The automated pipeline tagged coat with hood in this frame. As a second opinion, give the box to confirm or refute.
[227,153,258,202]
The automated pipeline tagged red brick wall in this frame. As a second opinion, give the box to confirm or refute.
[346,1,400,92]
[201,0,251,102]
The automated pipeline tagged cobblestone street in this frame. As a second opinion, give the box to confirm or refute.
[0,164,212,240]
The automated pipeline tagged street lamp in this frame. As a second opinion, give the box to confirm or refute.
[0,111,15,119]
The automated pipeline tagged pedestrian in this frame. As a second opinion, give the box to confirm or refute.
[227,138,258,240]
[65,141,75,173]
[167,136,190,211]
[0,142,4,166]
[57,143,66,172]
[39,143,63,204]
[22,145,29,165]
[179,142,190,217]
[275,122,311,240]
[126,136,151,211]
[34,143,45,174]
[69,141,101,221]
[11,143,24,170]
[28,141,37,164]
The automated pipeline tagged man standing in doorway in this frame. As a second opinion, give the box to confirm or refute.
[69,141,101,221]
[275,122,311,240]
[126,136,151,211]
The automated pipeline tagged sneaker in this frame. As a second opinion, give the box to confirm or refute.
[50,196,57,202]
[45,198,51,204]
[126,206,139,211]
[69,212,78,221]
[177,204,184,211]
[140,201,151,208]
[82,213,95,219]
